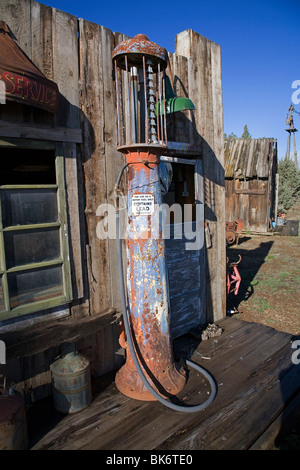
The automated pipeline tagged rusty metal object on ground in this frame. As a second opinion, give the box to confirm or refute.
[226,219,244,245]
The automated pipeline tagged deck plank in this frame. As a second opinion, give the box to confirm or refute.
[31,317,299,450]
[166,342,299,449]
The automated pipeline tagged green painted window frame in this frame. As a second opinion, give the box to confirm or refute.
[0,138,72,321]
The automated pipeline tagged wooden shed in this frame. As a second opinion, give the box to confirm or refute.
[0,0,225,404]
[224,138,278,233]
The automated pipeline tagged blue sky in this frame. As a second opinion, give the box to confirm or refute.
[44,0,300,160]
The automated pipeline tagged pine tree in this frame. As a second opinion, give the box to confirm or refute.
[224,131,238,141]
[224,125,251,141]
[278,159,300,211]
[241,125,251,139]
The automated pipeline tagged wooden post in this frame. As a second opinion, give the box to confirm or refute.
[175,30,226,322]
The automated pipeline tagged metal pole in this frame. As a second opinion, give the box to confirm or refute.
[143,56,148,144]
[293,131,298,167]
[130,67,138,143]
[114,60,121,147]
[125,55,132,145]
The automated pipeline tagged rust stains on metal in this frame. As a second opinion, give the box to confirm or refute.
[226,219,244,245]
[112,33,186,401]
[116,330,186,401]
[114,147,186,401]
[112,34,168,72]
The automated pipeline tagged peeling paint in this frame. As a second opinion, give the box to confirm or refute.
[113,33,186,401]
[115,148,186,400]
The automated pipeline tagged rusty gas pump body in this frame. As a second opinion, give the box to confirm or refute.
[112,35,186,400]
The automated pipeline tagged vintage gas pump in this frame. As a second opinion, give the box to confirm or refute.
[112,34,216,410]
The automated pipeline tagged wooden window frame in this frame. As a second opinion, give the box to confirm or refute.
[0,138,72,321]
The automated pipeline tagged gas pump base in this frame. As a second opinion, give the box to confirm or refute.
[115,341,187,401]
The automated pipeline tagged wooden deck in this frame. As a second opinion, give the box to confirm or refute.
[28,317,300,451]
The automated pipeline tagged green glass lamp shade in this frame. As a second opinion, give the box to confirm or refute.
[156,75,195,115]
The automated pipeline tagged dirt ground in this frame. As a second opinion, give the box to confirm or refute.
[226,204,300,337]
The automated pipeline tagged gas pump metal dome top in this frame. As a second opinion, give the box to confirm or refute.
[112,34,169,148]
[112,33,195,150]
[112,34,168,72]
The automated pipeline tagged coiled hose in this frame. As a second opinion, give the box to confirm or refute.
[115,169,217,412]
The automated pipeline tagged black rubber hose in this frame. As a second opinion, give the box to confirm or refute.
[115,207,217,412]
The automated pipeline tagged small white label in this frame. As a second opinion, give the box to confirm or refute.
[132,193,154,215]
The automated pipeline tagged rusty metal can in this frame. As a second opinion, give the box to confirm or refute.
[0,390,28,450]
[50,351,92,414]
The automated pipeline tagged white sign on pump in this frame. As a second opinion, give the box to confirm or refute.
[132,193,154,215]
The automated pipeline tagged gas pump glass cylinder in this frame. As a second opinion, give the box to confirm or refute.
[113,34,186,400]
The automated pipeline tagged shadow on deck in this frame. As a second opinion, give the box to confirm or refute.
[27,317,300,451]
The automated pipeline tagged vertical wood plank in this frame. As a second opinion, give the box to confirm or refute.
[0,0,32,58]
[210,40,226,320]
[56,145,73,304]
[175,30,226,322]
[52,7,80,128]
[102,28,125,311]
[172,54,191,144]
[78,19,111,315]
[195,159,206,325]
[63,142,84,301]
[31,2,54,81]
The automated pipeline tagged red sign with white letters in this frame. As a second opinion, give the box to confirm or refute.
[0,70,59,112]
[0,21,59,113]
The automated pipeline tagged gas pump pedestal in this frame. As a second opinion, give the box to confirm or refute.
[112,35,188,401]
[115,146,186,400]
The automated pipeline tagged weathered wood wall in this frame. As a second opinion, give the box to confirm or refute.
[172,31,226,322]
[224,139,277,232]
[0,1,226,398]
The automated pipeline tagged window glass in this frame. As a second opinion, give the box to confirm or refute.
[2,189,58,227]
[4,228,61,269]
[1,149,56,185]
[162,163,196,222]
[0,145,71,320]
[8,266,64,309]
